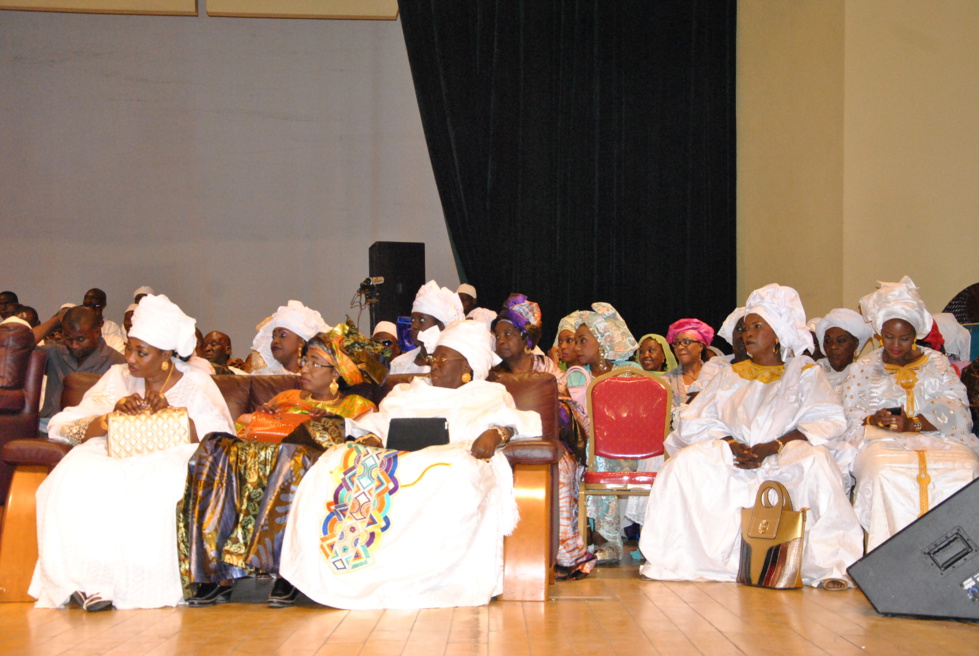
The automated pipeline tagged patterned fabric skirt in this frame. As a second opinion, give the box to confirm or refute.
[177,433,322,591]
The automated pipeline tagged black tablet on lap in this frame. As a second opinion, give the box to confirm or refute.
[386,417,450,452]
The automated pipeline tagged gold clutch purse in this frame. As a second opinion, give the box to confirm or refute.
[106,407,192,458]
[737,480,807,589]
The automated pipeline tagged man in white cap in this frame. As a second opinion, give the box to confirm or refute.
[133,286,155,304]
[389,281,465,375]
[456,283,478,316]
[371,321,402,359]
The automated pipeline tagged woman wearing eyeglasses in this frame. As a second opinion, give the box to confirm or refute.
[663,318,715,409]
[279,320,542,609]
[180,324,379,608]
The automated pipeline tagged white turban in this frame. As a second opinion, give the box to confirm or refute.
[422,319,501,381]
[372,321,398,338]
[717,307,745,347]
[251,300,329,368]
[466,307,497,329]
[816,308,875,353]
[859,276,932,339]
[934,312,971,360]
[744,284,813,358]
[125,303,138,314]
[456,283,477,299]
[412,280,465,326]
[128,294,197,358]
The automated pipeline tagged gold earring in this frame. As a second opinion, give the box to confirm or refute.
[329,379,339,396]
[773,341,781,354]
[524,345,533,354]
[161,361,170,371]
[461,372,472,383]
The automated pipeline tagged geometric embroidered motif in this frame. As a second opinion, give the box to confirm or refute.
[320,443,401,574]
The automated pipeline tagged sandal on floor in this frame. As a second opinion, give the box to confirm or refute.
[554,565,589,582]
[67,591,87,608]
[816,578,850,591]
[82,593,114,613]
[593,545,620,566]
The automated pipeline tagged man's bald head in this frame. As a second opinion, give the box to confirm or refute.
[62,306,103,363]
[202,331,233,365]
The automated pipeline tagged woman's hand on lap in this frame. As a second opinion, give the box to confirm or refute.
[470,429,503,460]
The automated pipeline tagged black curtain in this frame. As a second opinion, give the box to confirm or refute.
[399,1,737,344]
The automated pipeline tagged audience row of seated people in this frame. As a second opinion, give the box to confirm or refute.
[4,273,977,611]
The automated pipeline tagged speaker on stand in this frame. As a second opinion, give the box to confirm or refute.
[368,241,425,332]
[848,477,979,622]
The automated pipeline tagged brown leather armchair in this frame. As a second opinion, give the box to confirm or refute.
[0,323,46,503]
[0,369,563,603]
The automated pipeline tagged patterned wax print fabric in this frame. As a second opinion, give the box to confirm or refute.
[30,365,234,609]
[842,347,979,550]
[178,390,375,588]
[575,303,638,361]
[280,377,541,609]
[640,357,863,587]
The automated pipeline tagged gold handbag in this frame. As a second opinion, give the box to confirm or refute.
[106,407,192,458]
[737,480,807,589]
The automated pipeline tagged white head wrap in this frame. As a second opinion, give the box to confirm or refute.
[133,286,155,299]
[816,308,875,353]
[128,294,197,358]
[251,300,329,368]
[421,319,501,381]
[806,317,821,332]
[125,303,138,314]
[744,284,813,358]
[466,307,497,329]
[717,307,745,347]
[934,312,971,360]
[0,316,31,329]
[859,276,932,339]
[60,303,77,311]
[412,280,465,326]
[456,283,477,299]
[372,321,398,338]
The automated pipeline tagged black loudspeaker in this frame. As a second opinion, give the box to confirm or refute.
[368,241,425,330]
[848,477,979,622]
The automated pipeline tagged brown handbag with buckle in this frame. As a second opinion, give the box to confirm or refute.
[737,480,807,589]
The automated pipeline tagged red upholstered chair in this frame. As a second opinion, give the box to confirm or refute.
[578,367,671,538]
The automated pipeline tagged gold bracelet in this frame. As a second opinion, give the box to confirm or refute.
[493,426,512,445]
[100,414,109,430]
[775,438,785,453]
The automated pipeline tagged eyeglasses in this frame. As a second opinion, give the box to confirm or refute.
[672,338,702,348]
[426,354,467,367]
[299,358,335,371]
[83,302,104,310]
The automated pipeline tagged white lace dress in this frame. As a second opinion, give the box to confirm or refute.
[30,364,234,609]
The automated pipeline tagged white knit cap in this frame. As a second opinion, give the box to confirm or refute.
[133,286,155,299]
[412,280,465,326]
[251,300,329,368]
[421,319,501,381]
[816,308,875,353]
[372,321,398,338]
[128,294,197,358]
[456,283,477,299]
[744,284,813,358]
[717,307,745,347]
[934,312,971,360]
[859,276,933,339]
[125,303,138,313]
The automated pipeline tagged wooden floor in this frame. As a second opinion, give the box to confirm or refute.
[1,562,977,656]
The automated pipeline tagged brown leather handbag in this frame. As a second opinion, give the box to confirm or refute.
[737,480,807,589]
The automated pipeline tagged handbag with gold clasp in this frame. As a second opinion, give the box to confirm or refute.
[106,407,192,458]
[737,480,807,589]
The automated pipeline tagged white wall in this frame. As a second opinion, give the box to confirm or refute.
[739,0,979,320]
[0,10,455,353]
